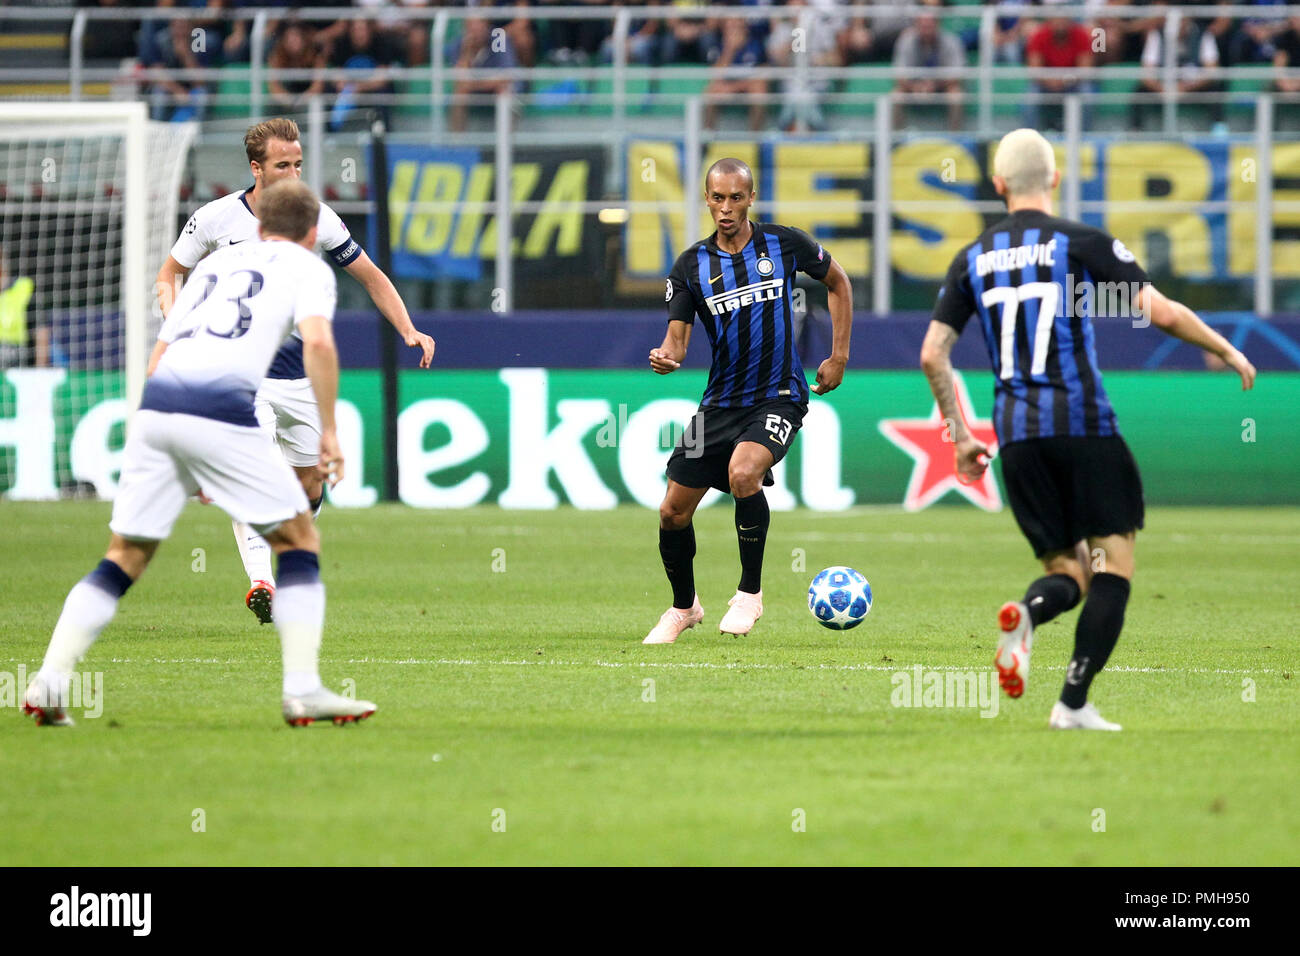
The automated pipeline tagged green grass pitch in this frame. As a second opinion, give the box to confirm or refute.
[1,501,1296,866]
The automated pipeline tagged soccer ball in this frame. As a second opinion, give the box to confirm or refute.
[808,566,872,630]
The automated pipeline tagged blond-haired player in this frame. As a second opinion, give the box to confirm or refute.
[921,128,1255,730]
[154,117,435,624]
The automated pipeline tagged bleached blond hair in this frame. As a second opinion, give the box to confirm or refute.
[993,128,1056,197]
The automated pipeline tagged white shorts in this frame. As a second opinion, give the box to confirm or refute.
[256,377,320,468]
[110,410,310,541]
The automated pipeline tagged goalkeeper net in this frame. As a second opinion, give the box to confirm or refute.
[0,103,195,500]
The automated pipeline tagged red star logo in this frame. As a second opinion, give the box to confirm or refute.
[877,373,1001,512]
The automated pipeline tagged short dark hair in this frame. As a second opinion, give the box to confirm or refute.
[259,180,319,241]
[705,158,755,194]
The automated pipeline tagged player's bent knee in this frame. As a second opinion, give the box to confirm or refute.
[659,501,693,530]
[1042,554,1087,595]
[1087,534,1136,581]
[294,466,323,500]
[262,513,318,553]
[728,468,762,499]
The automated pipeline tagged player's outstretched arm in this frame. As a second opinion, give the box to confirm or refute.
[1138,286,1257,390]
[812,259,852,395]
[650,320,691,374]
[299,314,345,488]
[343,252,436,368]
[155,255,189,319]
[146,340,168,377]
[149,257,201,376]
[920,319,989,481]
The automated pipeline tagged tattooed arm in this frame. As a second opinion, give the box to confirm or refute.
[920,320,989,481]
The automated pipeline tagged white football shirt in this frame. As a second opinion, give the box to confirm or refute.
[144,240,337,426]
[170,187,361,271]
[169,187,360,379]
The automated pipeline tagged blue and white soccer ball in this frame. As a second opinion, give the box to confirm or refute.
[808,566,872,630]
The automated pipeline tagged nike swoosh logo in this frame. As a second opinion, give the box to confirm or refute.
[768,436,782,444]
[710,274,724,284]
[227,238,247,245]
[739,525,758,531]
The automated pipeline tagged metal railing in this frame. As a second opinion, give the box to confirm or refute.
[1,5,1297,135]
[3,5,1294,315]
[282,91,1279,317]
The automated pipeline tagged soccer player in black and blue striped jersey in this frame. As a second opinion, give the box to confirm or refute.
[641,158,853,645]
[921,129,1256,730]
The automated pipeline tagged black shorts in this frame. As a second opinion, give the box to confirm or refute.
[1000,435,1145,559]
[665,400,807,494]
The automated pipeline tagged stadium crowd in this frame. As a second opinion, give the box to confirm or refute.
[60,0,1300,130]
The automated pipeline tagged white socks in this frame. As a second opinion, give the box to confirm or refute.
[274,579,325,696]
[38,578,122,687]
[233,519,275,585]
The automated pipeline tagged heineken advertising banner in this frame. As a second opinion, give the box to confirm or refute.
[1,368,1295,507]
[626,138,1300,281]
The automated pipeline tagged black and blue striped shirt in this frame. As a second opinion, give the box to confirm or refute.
[932,209,1150,446]
[667,221,831,408]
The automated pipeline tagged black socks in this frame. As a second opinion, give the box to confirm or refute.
[659,489,768,609]
[1061,572,1131,709]
[734,491,769,594]
[1024,573,1082,627]
[659,524,697,610]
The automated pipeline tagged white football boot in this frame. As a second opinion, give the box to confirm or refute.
[994,600,1033,698]
[22,675,75,727]
[1050,701,1122,731]
[718,590,763,636]
[642,597,704,645]
[283,688,377,727]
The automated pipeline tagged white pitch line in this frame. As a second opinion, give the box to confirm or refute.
[1,657,1279,675]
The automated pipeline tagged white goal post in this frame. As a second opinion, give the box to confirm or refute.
[0,102,195,499]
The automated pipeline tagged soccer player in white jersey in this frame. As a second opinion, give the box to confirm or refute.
[153,117,435,625]
[24,180,374,728]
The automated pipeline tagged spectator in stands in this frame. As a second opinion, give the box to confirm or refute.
[544,0,613,65]
[348,0,433,67]
[446,16,520,132]
[139,0,212,122]
[892,0,965,131]
[1228,2,1288,66]
[704,15,768,130]
[461,0,537,69]
[326,16,403,130]
[660,0,717,65]
[1273,14,1300,93]
[1200,11,1237,67]
[768,0,843,131]
[215,0,251,64]
[76,0,143,62]
[1132,3,1224,128]
[1023,12,1095,130]
[837,14,874,65]
[839,0,911,64]
[990,0,1033,65]
[267,20,326,109]
[1092,0,1139,66]
[600,0,666,66]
